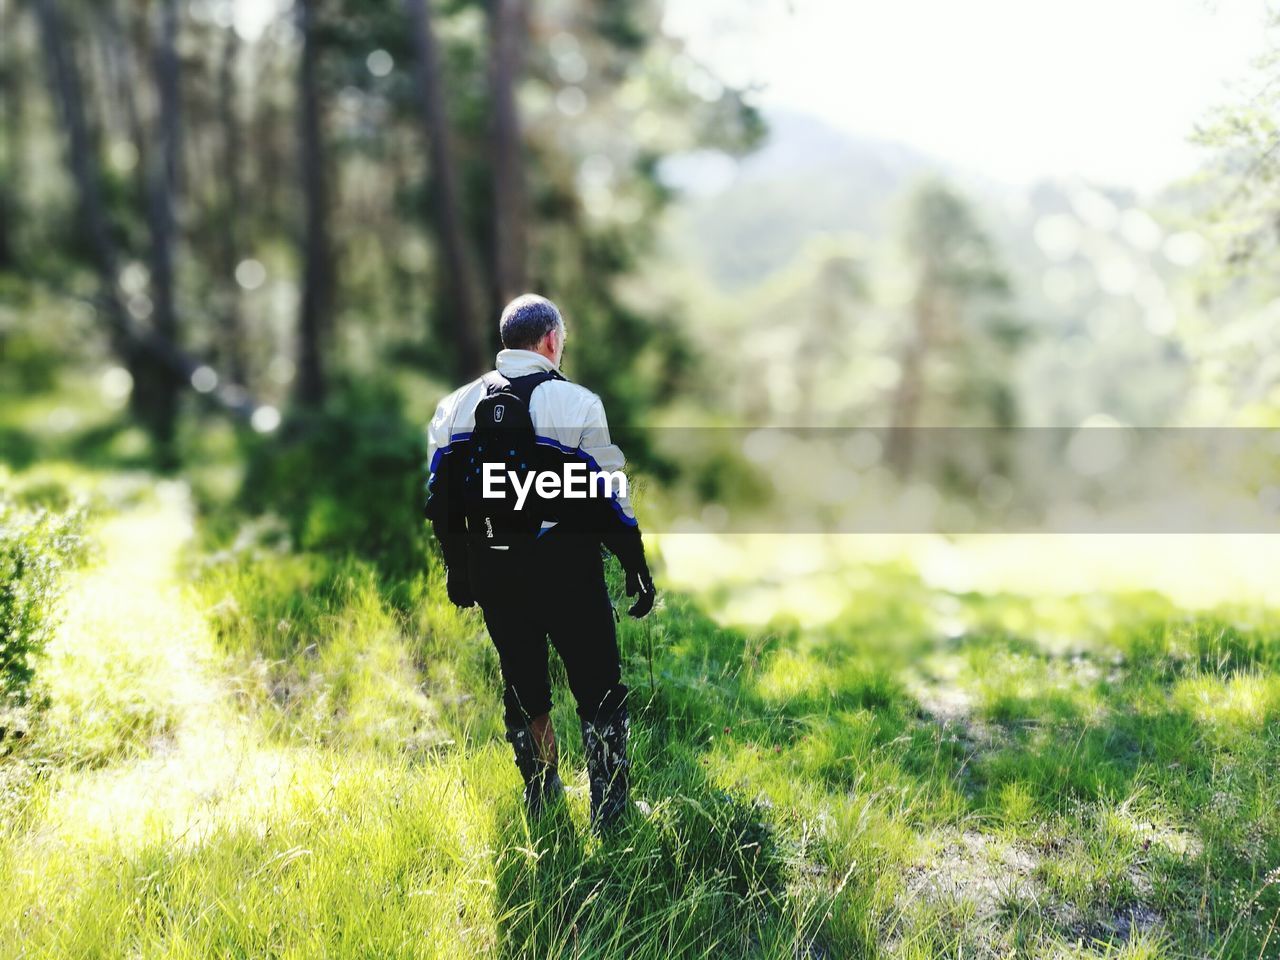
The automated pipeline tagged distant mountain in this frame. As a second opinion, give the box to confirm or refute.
[660,110,947,290]
[732,110,941,186]
[658,108,1198,427]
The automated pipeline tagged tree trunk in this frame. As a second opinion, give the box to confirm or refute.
[295,0,331,408]
[250,37,287,236]
[404,0,484,380]
[886,277,938,477]
[218,24,247,385]
[32,0,131,348]
[97,0,181,454]
[0,0,20,271]
[0,166,11,274]
[98,0,147,195]
[487,0,526,314]
[33,0,255,429]
[138,0,183,466]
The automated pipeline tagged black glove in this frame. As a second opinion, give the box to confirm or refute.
[446,565,475,609]
[625,566,655,619]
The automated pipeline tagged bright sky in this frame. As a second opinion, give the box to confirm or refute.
[664,0,1276,190]
[230,0,281,42]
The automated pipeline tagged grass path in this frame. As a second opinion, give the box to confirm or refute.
[0,483,516,958]
[13,483,295,852]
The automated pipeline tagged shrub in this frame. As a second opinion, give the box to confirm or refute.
[0,498,84,710]
[236,383,428,585]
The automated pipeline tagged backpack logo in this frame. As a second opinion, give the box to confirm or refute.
[493,404,505,423]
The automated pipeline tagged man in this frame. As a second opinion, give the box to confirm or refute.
[425,294,655,831]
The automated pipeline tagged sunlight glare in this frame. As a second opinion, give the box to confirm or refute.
[233,0,281,41]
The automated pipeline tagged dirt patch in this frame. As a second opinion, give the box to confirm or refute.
[911,677,1009,765]
[892,827,1168,956]
[903,830,1041,917]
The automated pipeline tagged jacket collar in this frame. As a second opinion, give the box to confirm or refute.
[495,349,558,378]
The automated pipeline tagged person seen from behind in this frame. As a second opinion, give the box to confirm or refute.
[425,294,656,831]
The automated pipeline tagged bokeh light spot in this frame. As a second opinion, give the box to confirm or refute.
[251,405,282,433]
[235,258,267,290]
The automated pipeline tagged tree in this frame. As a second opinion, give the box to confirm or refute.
[405,0,484,381]
[32,0,252,443]
[0,0,20,272]
[1194,31,1280,271]
[885,180,1019,475]
[18,0,760,455]
[295,0,333,408]
[1182,19,1280,421]
[216,22,247,385]
[32,0,139,374]
[488,0,762,427]
[137,0,184,464]
[487,0,527,314]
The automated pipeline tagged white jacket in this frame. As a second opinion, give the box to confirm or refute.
[426,349,637,526]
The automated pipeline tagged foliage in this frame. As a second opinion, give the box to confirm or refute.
[1192,31,1280,272]
[895,178,1024,422]
[0,489,84,711]
[0,0,761,459]
[1178,20,1280,423]
[234,381,429,585]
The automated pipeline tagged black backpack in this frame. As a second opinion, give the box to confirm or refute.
[460,370,564,547]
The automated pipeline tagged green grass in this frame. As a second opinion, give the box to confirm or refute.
[4,463,1280,958]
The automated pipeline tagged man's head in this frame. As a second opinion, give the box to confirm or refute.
[499,294,566,367]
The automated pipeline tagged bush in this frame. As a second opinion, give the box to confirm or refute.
[0,498,84,710]
[236,383,428,586]
[0,328,63,395]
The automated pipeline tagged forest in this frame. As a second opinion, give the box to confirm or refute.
[4,0,1280,957]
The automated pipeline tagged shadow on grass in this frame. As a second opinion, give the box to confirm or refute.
[603,581,1280,958]
[491,769,796,960]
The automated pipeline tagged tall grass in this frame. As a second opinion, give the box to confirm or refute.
[4,462,1280,957]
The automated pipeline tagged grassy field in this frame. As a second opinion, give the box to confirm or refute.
[3,458,1280,959]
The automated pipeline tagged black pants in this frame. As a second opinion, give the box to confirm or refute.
[469,533,627,729]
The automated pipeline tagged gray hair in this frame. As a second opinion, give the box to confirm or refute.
[499,294,564,350]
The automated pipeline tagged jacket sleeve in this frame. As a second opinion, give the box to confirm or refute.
[579,396,648,575]
[425,397,468,572]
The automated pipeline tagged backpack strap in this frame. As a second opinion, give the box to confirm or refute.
[504,369,565,407]
[481,371,510,396]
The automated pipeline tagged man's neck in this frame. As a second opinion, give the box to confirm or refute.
[496,348,558,376]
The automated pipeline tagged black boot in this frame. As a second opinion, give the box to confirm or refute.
[506,724,564,818]
[581,705,630,832]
